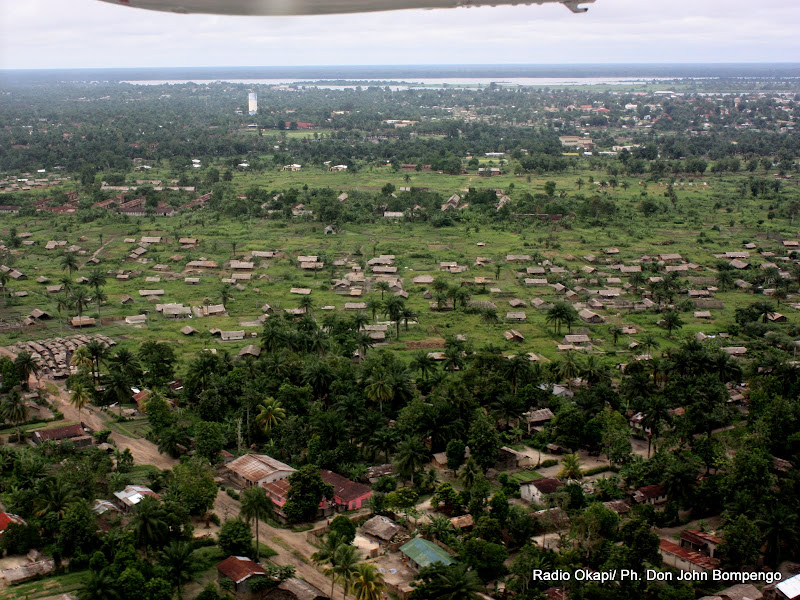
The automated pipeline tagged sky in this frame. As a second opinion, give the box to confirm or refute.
[0,0,798,70]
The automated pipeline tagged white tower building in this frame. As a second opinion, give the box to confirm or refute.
[248,92,257,116]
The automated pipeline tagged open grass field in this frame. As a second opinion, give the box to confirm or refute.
[1,166,799,374]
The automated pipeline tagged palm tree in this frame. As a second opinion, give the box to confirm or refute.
[70,346,93,374]
[366,297,382,321]
[256,397,286,436]
[332,544,361,600]
[752,301,774,324]
[159,540,200,600]
[401,307,417,330]
[662,309,684,337]
[87,268,107,295]
[71,286,90,317]
[642,334,659,356]
[298,295,315,314]
[608,325,623,345]
[504,354,530,394]
[79,570,121,600]
[1,388,29,442]
[426,564,484,600]
[642,395,671,458]
[629,272,645,295]
[129,495,169,552]
[364,367,393,413]
[558,453,583,480]
[108,348,142,383]
[716,269,734,291]
[312,532,345,600]
[409,350,437,382]
[370,428,397,464]
[86,339,108,383]
[556,351,580,383]
[546,303,568,334]
[59,275,74,296]
[394,436,428,484]
[54,293,72,334]
[581,355,608,387]
[14,351,39,390]
[240,486,273,560]
[459,458,481,490]
[93,288,107,317]
[375,281,390,300]
[351,562,386,600]
[35,477,77,518]
[61,252,79,275]
[220,284,232,309]
[442,346,464,373]
[0,271,9,305]
[757,503,799,567]
[384,296,405,339]
[102,368,132,415]
[69,382,92,424]
[481,308,499,330]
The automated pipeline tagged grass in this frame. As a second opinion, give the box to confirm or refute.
[510,470,544,484]
[106,416,151,439]
[0,569,90,600]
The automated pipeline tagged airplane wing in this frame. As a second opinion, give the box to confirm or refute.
[97,0,595,16]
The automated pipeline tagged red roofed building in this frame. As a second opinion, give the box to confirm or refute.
[285,121,314,129]
[263,470,371,520]
[659,538,719,572]
[320,470,372,511]
[633,484,667,505]
[132,389,151,406]
[0,512,26,536]
[31,423,93,447]
[679,529,721,559]
[216,556,266,596]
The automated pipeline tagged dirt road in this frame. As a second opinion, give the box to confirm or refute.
[52,384,177,470]
[213,490,352,599]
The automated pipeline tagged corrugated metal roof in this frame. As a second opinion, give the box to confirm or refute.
[400,537,455,568]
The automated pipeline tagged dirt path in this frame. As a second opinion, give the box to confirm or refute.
[85,235,116,264]
[51,384,177,470]
[213,491,352,599]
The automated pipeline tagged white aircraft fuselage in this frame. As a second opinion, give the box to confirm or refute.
[97,0,595,16]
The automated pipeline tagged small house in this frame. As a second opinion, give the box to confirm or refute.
[216,556,266,598]
[521,478,564,504]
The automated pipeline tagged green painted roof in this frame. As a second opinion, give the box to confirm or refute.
[399,537,455,568]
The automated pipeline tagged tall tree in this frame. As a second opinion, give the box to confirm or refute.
[240,486,273,561]
[256,397,286,436]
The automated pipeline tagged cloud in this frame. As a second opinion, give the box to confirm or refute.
[0,0,798,69]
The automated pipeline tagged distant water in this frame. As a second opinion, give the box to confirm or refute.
[2,63,799,85]
[118,76,692,89]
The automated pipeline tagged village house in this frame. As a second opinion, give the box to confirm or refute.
[523,407,555,434]
[659,538,718,573]
[216,556,266,598]
[0,512,26,538]
[226,453,296,489]
[679,529,721,559]
[633,484,667,505]
[521,478,565,504]
[399,537,456,571]
[265,578,330,600]
[114,484,161,511]
[361,515,403,544]
[31,423,93,447]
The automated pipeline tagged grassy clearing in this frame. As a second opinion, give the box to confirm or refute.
[0,569,90,600]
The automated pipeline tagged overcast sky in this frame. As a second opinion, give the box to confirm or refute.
[0,0,798,70]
